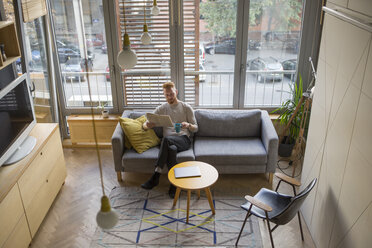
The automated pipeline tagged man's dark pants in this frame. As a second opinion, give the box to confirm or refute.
[156,135,191,170]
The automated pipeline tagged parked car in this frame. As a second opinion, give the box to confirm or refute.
[80,58,93,72]
[248,40,262,50]
[101,44,107,54]
[56,40,95,62]
[247,57,283,82]
[31,50,41,62]
[199,63,206,82]
[282,59,297,78]
[57,47,81,63]
[86,38,104,48]
[105,66,110,81]
[16,58,22,72]
[56,40,80,53]
[285,39,300,53]
[204,38,236,55]
[63,57,84,81]
[199,46,205,63]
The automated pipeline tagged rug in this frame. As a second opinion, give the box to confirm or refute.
[90,186,263,247]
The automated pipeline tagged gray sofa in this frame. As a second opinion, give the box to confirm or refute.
[112,109,278,183]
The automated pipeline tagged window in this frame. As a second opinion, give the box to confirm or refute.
[117,0,171,106]
[50,0,111,108]
[185,0,237,107]
[24,17,55,122]
[244,0,303,107]
[51,0,305,112]
[2,0,56,122]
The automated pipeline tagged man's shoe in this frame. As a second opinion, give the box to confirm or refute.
[141,172,160,190]
[168,185,176,198]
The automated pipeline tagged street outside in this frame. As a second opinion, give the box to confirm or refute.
[192,43,297,107]
[59,42,297,108]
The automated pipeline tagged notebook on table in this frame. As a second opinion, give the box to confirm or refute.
[174,166,201,178]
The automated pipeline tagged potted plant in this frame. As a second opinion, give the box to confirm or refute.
[98,102,109,118]
[272,75,309,157]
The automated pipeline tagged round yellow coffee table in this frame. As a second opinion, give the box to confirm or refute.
[168,161,219,223]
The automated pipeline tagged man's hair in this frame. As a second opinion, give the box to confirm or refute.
[162,82,175,90]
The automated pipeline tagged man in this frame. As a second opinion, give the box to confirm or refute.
[141,82,198,198]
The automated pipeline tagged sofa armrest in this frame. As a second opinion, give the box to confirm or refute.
[111,110,132,172]
[261,111,279,173]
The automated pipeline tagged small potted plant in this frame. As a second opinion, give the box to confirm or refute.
[272,75,309,157]
[98,102,109,118]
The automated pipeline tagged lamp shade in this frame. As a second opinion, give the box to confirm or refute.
[141,24,152,45]
[151,5,160,15]
[117,33,137,69]
[96,196,119,229]
[151,0,159,16]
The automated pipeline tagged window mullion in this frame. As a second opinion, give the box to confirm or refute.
[103,0,121,113]
[237,0,250,108]
[169,0,184,100]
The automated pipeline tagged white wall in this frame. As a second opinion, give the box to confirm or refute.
[300,4,372,248]
[328,0,372,18]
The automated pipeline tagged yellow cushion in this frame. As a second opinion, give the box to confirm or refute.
[119,115,160,153]
[119,115,148,149]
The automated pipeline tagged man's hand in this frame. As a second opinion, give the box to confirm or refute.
[181,122,190,129]
[143,121,156,130]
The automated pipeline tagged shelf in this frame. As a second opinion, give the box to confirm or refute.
[0,56,20,70]
[0,21,21,70]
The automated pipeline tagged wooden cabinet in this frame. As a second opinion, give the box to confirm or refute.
[2,215,31,248]
[0,21,21,69]
[0,124,66,247]
[0,184,27,247]
[67,114,119,147]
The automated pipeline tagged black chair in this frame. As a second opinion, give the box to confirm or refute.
[235,173,317,247]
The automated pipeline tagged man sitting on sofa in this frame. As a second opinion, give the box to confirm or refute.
[141,82,198,198]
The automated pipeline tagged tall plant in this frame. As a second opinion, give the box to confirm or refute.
[272,75,306,144]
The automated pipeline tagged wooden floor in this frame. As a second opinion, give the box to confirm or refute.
[30,148,316,248]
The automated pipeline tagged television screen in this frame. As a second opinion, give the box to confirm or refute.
[0,79,34,160]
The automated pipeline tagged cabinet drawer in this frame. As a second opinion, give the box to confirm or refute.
[18,130,62,208]
[0,184,24,247]
[70,122,117,143]
[25,154,66,237]
[2,214,31,248]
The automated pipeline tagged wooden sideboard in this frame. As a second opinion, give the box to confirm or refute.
[67,114,119,147]
[0,123,66,248]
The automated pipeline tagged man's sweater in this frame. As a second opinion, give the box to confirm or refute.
[154,101,198,137]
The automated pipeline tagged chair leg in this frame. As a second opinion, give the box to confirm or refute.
[117,172,122,182]
[298,212,304,241]
[292,185,297,196]
[275,180,282,192]
[235,205,252,247]
[265,211,275,248]
[268,173,274,187]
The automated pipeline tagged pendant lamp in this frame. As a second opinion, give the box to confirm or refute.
[151,0,160,16]
[81,47,119,230]
[141,0,152,45]
[117,0,137,69]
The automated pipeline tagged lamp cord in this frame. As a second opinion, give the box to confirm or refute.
[123,0,127,34]
[81,37,106,197]
[144,0,146,24]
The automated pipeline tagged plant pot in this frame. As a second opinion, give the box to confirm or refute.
[278,136,295,157]
[101,110,109,118]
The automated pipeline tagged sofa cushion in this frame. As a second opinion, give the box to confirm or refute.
[119,115,147,149]
[119,116,160,153]
[194,109,261,137]
[194,137,267,165]
[122,144,195,172]
[129,111,163,138]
